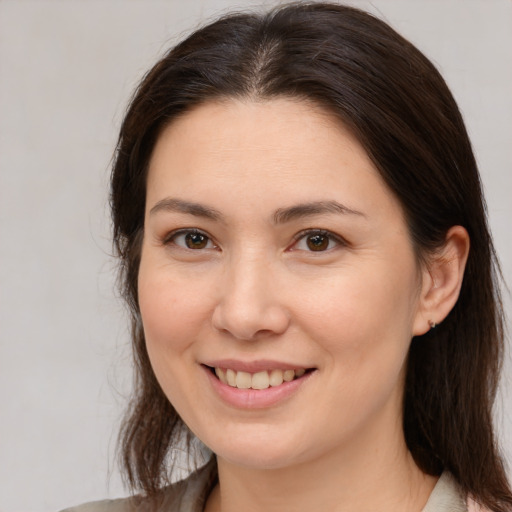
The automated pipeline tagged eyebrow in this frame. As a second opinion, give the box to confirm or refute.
[149,198,224,221]
[149,197,365,223]
[273,200,366,224]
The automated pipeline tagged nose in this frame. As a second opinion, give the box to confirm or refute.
[211,257,290,341]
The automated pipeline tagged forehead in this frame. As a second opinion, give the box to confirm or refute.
[149,99,370,180]
[146,98,400,223]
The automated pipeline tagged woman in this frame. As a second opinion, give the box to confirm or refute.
[64,2,511,511]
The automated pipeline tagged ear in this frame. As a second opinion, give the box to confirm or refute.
[412,226,470,336]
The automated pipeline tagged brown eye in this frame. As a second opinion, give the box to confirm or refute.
[168,230,215,250]
[293,230,344,252]
[306,234,330,251]
[185,232,209,249]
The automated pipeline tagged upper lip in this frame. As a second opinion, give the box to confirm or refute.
[202,359,312,373]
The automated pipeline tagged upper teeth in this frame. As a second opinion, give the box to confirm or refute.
[214,368,306,390]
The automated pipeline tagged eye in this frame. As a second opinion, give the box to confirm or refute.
[166,229,216,250]
[292,230,344,252]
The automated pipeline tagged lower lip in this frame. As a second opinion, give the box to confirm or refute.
[203,366,314,409]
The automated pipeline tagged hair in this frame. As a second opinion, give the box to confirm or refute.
[111,2,511,510]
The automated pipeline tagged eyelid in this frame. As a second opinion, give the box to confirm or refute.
[290,228,348,251]
[160,227,346,252]
[162,228,218,249]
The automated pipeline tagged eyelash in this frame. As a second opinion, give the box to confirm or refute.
[291,229,347,253]
[162,228,346,253]
[163,228,217,250]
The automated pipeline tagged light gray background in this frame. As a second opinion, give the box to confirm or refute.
[0,1,510,511]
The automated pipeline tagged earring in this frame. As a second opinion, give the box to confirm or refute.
[428,320,437,329]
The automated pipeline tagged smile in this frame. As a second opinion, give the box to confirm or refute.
[213,367,308,390]
[203,363,316,408]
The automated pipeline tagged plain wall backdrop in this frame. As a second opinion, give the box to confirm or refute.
[0,1,510,511]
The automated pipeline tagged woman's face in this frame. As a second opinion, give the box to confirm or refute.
[138,98,428,470]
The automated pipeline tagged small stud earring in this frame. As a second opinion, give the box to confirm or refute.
[429,320,437,329]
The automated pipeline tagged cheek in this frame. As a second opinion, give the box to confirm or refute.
[137,258,211,356]
[293,257,420,375]
[137,260,211,411]
[300,267,417,332]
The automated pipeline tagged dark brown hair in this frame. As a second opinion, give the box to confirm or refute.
[111,3,511,510]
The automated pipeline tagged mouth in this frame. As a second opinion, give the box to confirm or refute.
[206,366,314,390]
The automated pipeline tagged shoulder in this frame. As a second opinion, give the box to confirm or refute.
[60,496,133,512]
[60,459,217,512]
[467,497,493,512]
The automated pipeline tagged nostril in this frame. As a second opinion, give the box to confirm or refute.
[211,294,291,341]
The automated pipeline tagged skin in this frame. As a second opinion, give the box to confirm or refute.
[138,98,469,512]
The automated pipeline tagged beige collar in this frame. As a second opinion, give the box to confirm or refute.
[422,472,467,512]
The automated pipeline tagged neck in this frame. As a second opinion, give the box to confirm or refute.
[205,423,436,512]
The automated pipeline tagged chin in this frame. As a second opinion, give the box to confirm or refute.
[217,447,300,470]
[201,426,310,470]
